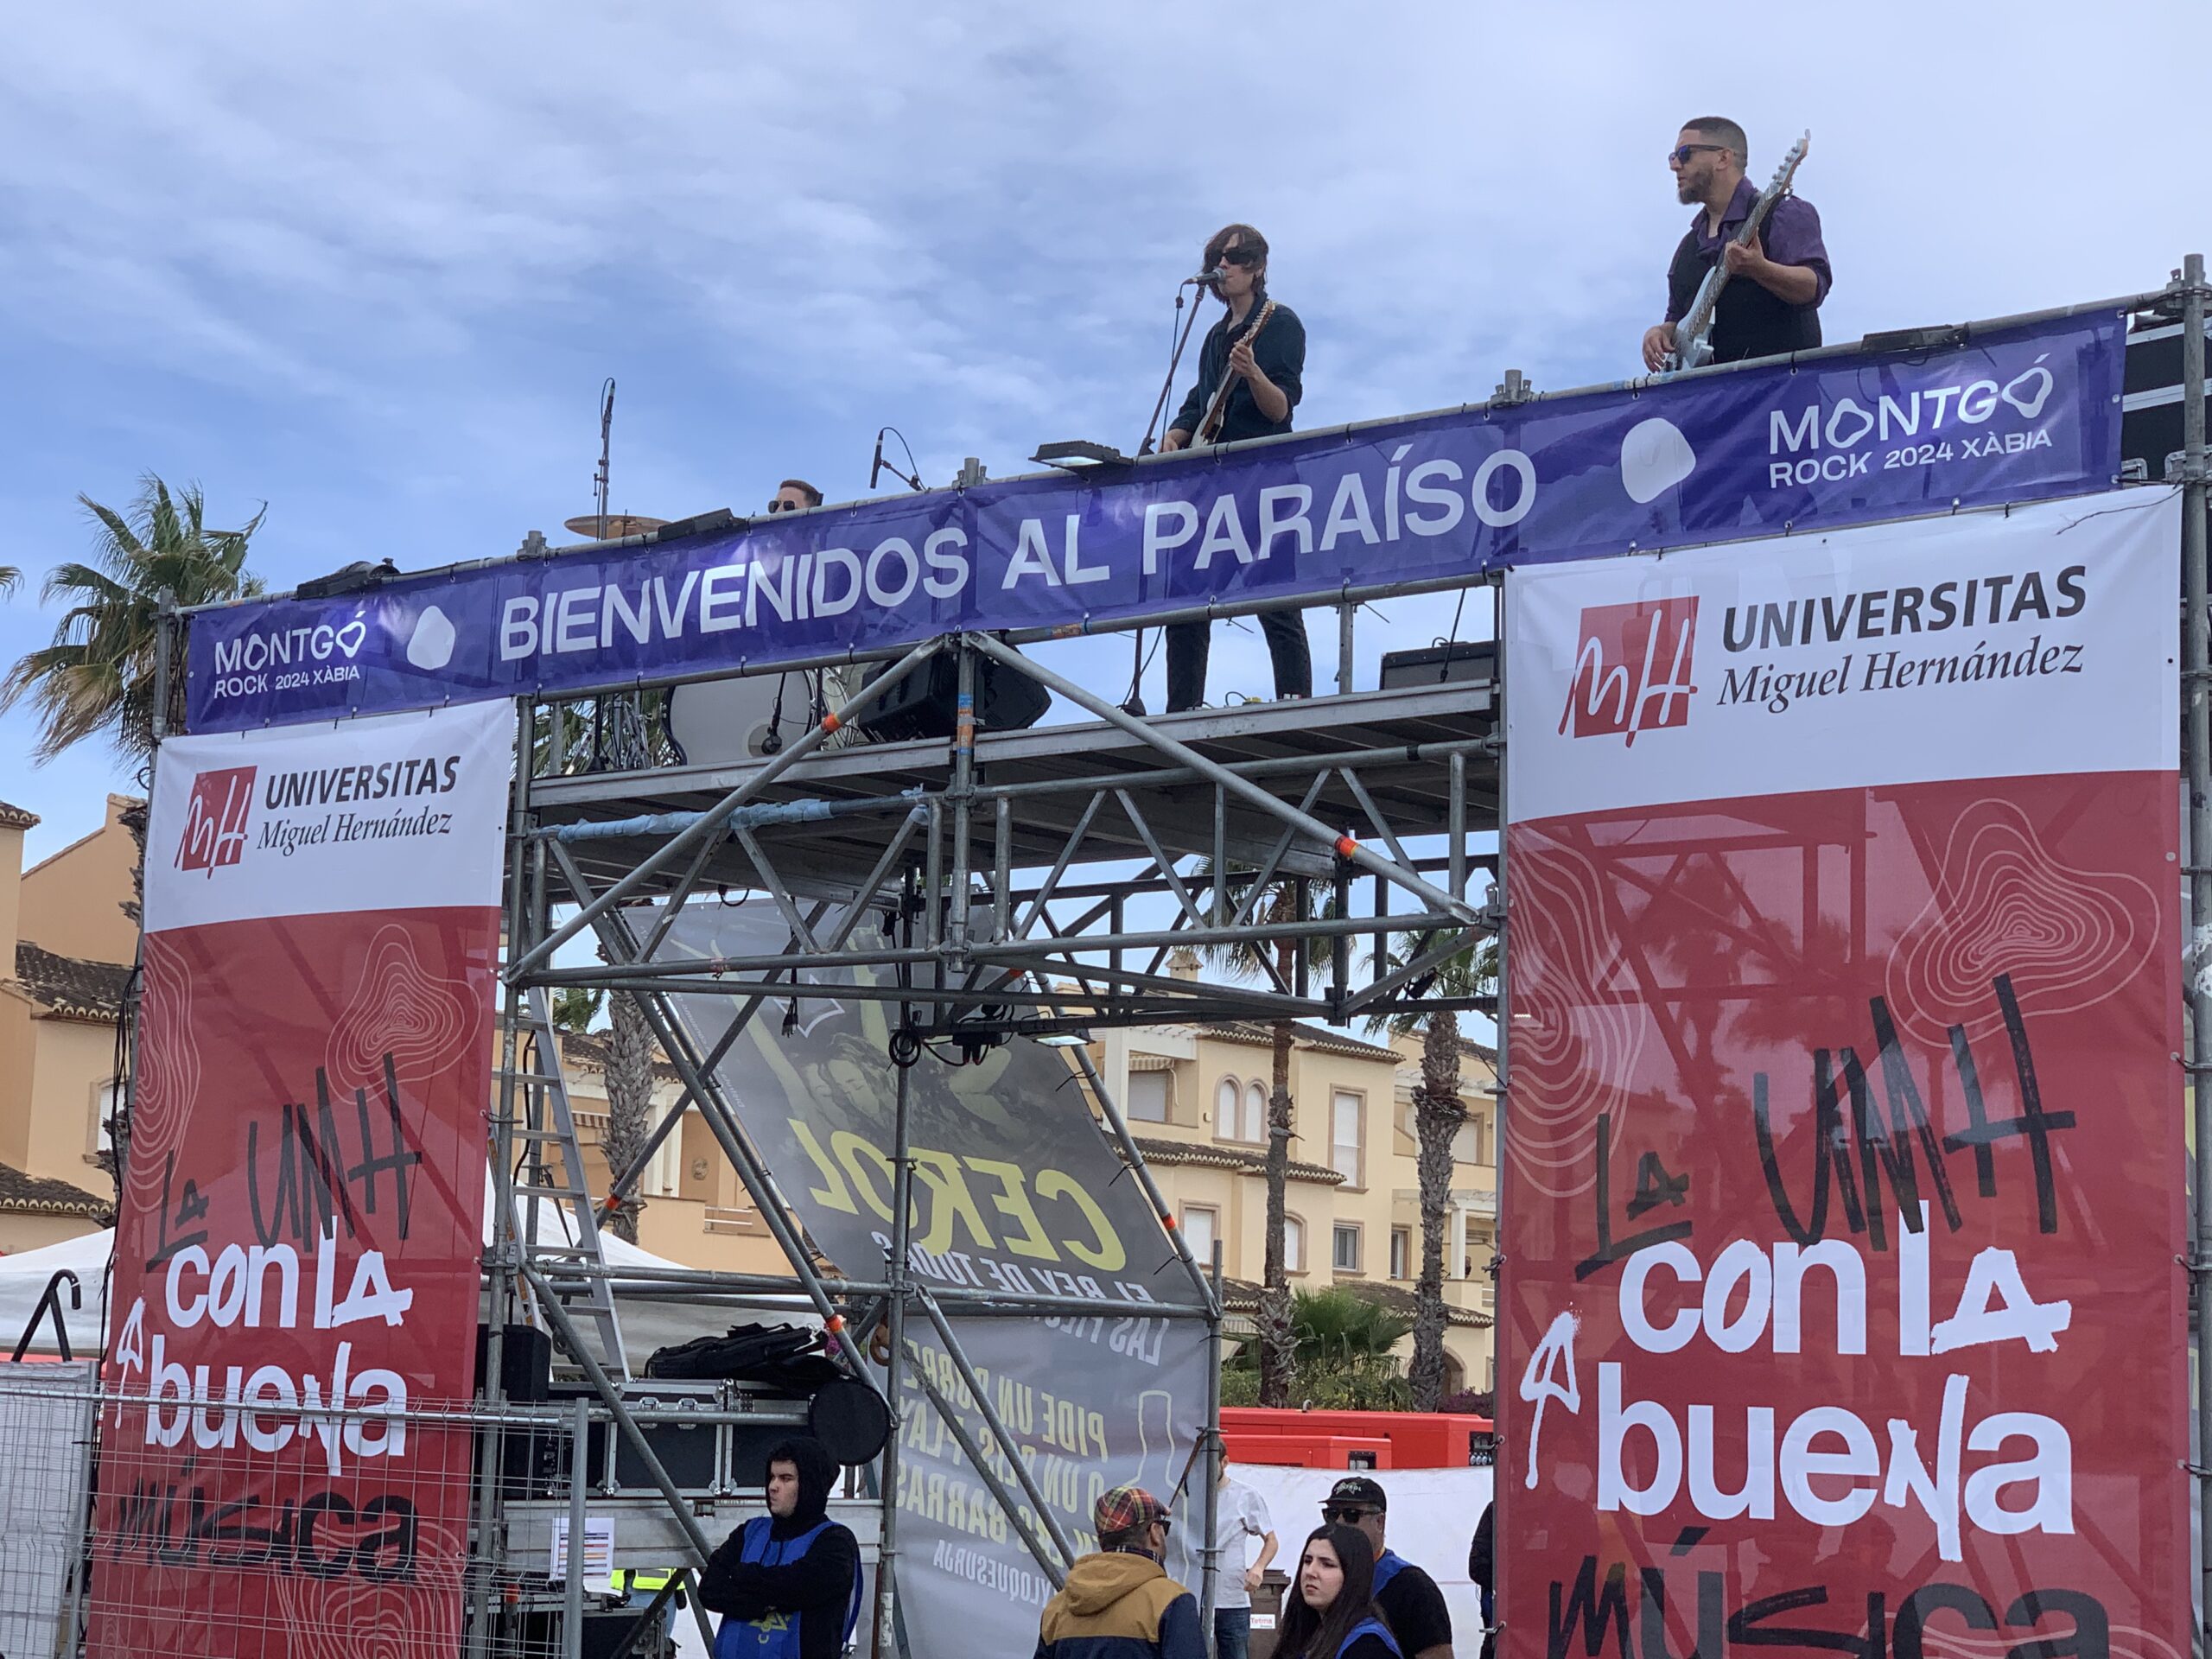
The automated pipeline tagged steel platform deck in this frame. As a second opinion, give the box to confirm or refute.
[528,677,1498,899]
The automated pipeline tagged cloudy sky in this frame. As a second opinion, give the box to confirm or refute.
[2,1,2205,861]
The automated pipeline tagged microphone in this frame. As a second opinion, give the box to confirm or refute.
[870,429,886,491]
[1187,266,1224,288]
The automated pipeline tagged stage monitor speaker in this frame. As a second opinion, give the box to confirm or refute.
[475,1322,551,1402]
[852,646,1050,743]
[1378,640,1495,690]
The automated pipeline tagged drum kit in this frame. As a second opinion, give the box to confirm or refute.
[559,510,869,766]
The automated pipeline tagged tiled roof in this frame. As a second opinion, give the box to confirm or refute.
[1223,1275,1491,1330]
[13,942,132,1022]
[1208,1021,1402,1062]
[0,799,37,830]
[0,1160,108,1218]
[1129,1135,1344,1186]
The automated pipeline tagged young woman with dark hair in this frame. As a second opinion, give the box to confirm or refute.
[1273,1523,1402,1659]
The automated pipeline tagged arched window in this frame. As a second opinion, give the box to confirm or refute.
[1282,1215,1306,1274]
[1216,1077,1242,1139]
[1243,1081,1268,1144]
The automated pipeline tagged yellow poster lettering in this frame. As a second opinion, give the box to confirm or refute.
[909,1148,1001,1255]
[1035,1169,1126,1271]
[831,1129,898,1221]
[968,1157,1058,1261]
[788,1120,859,1215]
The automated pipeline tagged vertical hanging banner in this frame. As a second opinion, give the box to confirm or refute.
[653,905,1214,1659]
[1499,490,2186,1655]
[90,702,511,1659]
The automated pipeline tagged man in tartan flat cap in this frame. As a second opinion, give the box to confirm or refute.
[1033,1486,1204,1659]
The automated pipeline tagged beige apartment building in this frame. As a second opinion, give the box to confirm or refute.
[0,795,136,1251]
[1091,959,1499,1394]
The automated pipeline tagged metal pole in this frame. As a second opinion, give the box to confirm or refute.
[912,1287,1078,1570]
[875,1050,917,1649]
[948,639,977,961]
[1337,591,1355,696]
[1487,569,1514,1650]
[564,1394,589,1659]
[469,702,537,1659]
[2177,249,2211,1655]
[1198,1240,1225,1658]
[962,630,1481,925]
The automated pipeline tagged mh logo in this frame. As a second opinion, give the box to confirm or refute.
[176,766,256,874]
[1558,597,1699,747]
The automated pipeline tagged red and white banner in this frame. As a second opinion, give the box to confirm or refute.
[1498,490,2186,1656]
[90,702,511,1658]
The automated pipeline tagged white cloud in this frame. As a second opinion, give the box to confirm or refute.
[0,0,2204,845]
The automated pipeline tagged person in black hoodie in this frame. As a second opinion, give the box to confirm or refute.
[699,1435,861,1659]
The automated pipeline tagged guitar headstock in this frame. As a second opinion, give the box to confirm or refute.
[1770,130,1810,195]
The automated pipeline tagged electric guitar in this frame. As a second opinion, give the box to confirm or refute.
[1191,298,1279,444]
[1669,131,1811,371]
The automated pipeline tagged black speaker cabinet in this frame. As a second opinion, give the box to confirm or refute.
[854,646,1050,743]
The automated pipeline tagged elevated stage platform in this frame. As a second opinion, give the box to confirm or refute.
[520,658,1502,1035]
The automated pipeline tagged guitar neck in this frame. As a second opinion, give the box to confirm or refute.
[1195,301,1274,442]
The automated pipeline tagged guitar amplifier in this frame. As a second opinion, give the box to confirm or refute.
[853,645,1050,743]
[1379,640,1496,690]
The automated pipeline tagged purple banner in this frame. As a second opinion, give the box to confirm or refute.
[188,314,2124,733]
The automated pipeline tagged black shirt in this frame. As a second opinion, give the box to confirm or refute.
[1375,1555,1451,1655]
[1172,295,1306,446]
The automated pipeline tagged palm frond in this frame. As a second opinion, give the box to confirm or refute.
[3,475,264,764]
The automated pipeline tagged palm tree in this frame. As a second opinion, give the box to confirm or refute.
[1,478,263,1198]
[1225,1287,1415,1409]
[549,986,607,1034]
[598,993,657,1244]
[0,565,18,596]
[1196,865,1339,1408]
[1368,928,1497,1409]
[1,477,264,765]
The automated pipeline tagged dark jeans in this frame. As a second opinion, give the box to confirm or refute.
[1165,611,1313,713]
[1215,1606,1252,1659]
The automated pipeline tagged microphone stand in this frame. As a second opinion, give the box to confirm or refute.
[1128,279,1215,715]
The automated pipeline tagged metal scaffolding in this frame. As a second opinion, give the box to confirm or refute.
[112,264,2208,1657]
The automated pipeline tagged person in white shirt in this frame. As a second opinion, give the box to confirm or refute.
[1212,1465,1278,1659]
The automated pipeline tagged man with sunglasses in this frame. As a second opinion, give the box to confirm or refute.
[768,479,823,513]
[1640,117,1830,372]
[1319,1478,1452,1659]
[1157,222,1311,715]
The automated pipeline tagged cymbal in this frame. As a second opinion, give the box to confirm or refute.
[563,513,670,539]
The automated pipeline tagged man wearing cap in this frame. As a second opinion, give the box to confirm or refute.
[1319,1477,1453,1659]
[1034,1485,1205,1659]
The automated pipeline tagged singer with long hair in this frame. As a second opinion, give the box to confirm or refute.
[1273,1524,1402,1659]
[1156,221,1311,714]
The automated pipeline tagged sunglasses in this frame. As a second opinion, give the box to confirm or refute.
[1321,1505,1376,1523]
[1216,245,1262,268]
[1668,143,1726,166]
[768,499,798,512]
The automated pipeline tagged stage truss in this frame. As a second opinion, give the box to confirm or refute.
[105,263,2209,1659]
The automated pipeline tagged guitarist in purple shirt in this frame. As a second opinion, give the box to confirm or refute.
[1641,116,1831,370]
